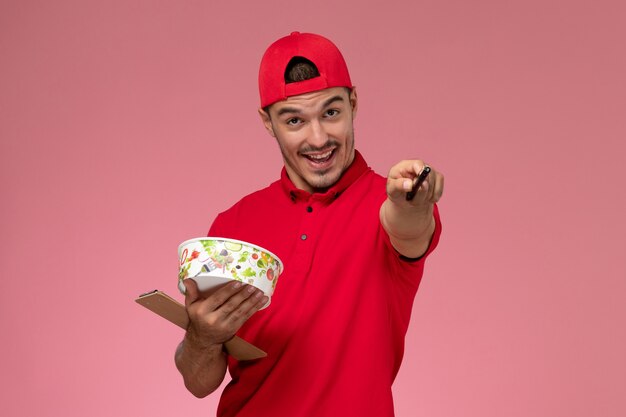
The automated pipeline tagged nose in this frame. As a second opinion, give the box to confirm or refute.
[308,119,329,148]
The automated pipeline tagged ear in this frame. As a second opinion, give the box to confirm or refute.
[258,107,276,137]
[349,87,358,120]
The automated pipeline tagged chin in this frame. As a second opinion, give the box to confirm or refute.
[307,170,342,191]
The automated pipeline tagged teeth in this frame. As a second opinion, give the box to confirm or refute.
[307,150,333,160]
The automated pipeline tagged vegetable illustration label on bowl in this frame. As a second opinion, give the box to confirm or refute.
[178,238,283,309]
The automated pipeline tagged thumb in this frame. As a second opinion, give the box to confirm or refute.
[183,278,199,308]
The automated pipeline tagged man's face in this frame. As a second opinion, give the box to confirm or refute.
[259,87,358,193]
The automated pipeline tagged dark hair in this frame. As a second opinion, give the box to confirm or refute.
[284,56,320,83]
[263,56,349,113]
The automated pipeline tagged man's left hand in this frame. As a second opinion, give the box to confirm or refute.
[380,159,444,259]
[385,159,444,208]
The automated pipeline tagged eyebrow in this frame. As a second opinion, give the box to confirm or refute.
[275,95,346,117]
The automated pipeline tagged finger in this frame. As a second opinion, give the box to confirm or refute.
[183,279,200,308]
[213,283,258,317]
[203,281,249,311]
[387,177,413,200]
[431,172,444,202]
[423,175,435,202]
[409,178,430,204]
[388,159,424,180]
[412,161,426,178]
[419,171,434,203]
[387,160,426,192]
[235,294,268,326]
[224,289,268,328]
[186,284,253,336]
[404,181,432,202]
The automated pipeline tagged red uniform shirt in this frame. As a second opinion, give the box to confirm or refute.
[209,151,442,417]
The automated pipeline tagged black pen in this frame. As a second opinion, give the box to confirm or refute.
[405,166,431,201]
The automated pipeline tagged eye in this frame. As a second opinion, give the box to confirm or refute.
[325,109,339,117]
[286,117,301,126]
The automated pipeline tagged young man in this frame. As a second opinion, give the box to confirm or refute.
[175,32,444,416]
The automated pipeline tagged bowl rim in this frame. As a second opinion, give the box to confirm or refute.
[178,236,283,274]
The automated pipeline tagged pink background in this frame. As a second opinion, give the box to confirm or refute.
[1,0,625,416]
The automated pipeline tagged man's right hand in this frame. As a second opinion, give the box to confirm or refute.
[175,279,268,397]
[183,279,269,349]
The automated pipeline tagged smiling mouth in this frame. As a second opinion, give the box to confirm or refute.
[302,148,335,164]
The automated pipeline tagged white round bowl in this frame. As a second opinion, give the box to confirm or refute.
[178,237,283,309]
